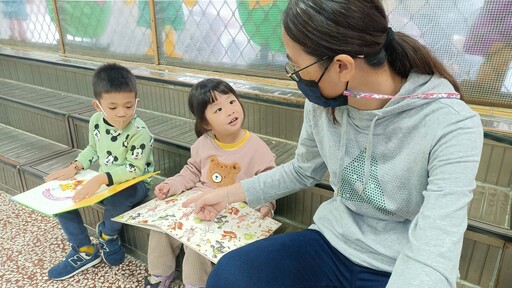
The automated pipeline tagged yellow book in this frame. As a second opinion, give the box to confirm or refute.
[10,169,159,217]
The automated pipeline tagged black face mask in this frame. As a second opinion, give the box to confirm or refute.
[297,78,348,108]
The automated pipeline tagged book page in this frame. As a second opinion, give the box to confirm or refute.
[10,170,158,216]
[113,190,281,263]
[10,170,102,216]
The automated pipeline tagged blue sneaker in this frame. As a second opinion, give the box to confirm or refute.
[96,221,125,266]
[48,245,101,280]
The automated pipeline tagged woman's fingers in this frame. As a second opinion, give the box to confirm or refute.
[259,206,272,219]
[197,206,220,221]
[182,193,203,209]
[182,192,224,220]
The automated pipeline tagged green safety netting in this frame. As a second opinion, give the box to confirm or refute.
[46,0,111,39]
[237,0,286,52]
[137,0,185,31]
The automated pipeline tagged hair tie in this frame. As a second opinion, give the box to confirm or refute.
[384,27,395,49]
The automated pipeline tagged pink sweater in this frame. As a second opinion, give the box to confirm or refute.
[163,131,276,195]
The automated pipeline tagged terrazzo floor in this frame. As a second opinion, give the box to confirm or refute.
[0,191,184,288]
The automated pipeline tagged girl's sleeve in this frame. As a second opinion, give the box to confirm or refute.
[254,139,276,175]
[162,141,202,194]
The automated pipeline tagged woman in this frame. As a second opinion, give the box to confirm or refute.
[184,0,483,287]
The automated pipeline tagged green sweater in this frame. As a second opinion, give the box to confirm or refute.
[76,112,154,186]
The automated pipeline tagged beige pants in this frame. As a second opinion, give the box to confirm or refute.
[148,230,214,287]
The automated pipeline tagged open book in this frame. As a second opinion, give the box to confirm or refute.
[10,169,158,217]
[113,190,281,263]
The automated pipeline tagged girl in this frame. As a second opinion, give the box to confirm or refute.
[144,78,276,288]
[184,1,483,287]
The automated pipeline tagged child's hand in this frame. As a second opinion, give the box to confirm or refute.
[72,174,107,202]
[154,182,171,200]
[257,202,275,219]
[45,166,77,182]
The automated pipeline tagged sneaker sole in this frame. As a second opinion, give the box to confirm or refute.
[101,252,124,266]
[50,256,102,281]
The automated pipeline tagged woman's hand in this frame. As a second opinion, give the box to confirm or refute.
[45,166,77,182]
[72,174,107,202]
[182,183,246,221]
[154,182,172,200]
[257,202,275,219]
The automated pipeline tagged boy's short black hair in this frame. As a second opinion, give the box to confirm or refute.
[92,63,137,100]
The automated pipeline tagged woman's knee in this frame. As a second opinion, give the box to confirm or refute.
[207,250,249,287]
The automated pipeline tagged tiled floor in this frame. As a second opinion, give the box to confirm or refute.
[0,191,184,288]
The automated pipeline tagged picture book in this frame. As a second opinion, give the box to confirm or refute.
[113,190,281,263]
[10,169,159,217]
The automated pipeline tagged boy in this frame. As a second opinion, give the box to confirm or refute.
[45,63,154,280]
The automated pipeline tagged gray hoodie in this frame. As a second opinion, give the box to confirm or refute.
[242,72,483,288]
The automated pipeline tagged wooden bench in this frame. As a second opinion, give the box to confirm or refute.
[0,78,94,147]
[0,123,70,195]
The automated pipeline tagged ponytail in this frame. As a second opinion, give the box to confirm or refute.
[385,30,464,99]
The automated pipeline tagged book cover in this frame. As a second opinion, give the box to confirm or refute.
[10,169,159,217]
[113,190,281,263]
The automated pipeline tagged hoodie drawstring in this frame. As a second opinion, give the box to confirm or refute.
[360,115,379,195]
[337,110,379,197]
[336,109,349,197]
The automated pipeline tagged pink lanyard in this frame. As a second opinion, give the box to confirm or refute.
[343,90,461,100]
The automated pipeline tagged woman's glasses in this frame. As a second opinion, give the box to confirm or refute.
[285,56,329,82]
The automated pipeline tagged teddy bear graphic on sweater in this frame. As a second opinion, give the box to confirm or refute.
[206,156,241,188]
